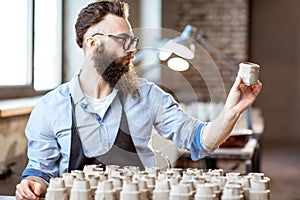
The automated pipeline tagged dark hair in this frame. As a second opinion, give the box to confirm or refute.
[75,0,129,48]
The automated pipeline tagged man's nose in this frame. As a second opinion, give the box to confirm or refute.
[126,45,137,54]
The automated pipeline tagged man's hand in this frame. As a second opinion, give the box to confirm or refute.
[225,76,262,115]
[15,177,47,200]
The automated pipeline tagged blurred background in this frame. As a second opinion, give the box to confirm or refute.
[0,0,299,199]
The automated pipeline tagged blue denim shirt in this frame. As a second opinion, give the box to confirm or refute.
[21,74,212,183]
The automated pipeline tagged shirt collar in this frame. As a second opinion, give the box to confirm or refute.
[69,70,87,107]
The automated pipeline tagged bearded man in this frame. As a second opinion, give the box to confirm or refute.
[16,1,262,199]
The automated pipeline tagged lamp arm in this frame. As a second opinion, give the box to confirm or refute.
[196,34,238,72]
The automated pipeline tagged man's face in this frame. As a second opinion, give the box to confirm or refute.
[86,14,140,96]
[88,14,138,87]
[88,14,137,63]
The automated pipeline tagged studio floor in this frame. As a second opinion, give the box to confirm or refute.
[260,145,300,200]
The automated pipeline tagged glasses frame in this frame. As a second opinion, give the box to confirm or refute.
[92,33,139,50]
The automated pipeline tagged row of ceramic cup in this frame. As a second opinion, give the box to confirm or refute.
[45,165,270,200]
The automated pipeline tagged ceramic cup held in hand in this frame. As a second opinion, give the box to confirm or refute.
[238,62,260,86]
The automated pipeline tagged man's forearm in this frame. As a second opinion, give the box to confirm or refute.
[202,107,241,149]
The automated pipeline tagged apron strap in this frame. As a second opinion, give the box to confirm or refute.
[68,95,103,172]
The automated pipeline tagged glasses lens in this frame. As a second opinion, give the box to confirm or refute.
[123,37,130,50]
[133,38,139,49]
[124,37,139,50]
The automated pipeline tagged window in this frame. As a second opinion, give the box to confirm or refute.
[0,0,62,99]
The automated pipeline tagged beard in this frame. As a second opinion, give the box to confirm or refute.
[92,44,140,98]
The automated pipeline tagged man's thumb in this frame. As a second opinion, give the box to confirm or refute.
[232,76,242,90]
[33,182,44,196]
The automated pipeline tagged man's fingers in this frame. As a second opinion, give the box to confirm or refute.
[15,189,22,200]
[233,76,242,90]
[22,185,37,200]
[251,80,263,96]
[16,181,38,200]
[15,189,31,200]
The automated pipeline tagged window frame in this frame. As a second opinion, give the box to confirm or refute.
[0,0,63,100]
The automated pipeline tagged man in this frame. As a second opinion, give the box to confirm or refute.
[15,0,262,199]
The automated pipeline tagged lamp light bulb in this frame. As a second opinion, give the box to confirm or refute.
[167,57,189,71]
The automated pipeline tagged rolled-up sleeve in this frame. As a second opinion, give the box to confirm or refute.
[189,123,215,160]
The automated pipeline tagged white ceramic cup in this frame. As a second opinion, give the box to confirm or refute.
[238,62,260,86]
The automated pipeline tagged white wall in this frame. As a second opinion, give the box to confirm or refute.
[63,0,95,81]
[137,0,162,83]
[250,0,300,147]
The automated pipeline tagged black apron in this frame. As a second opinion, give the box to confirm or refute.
[68,92,144,171]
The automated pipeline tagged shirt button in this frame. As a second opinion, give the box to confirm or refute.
[95,114,101,123]
[80,103,87,109]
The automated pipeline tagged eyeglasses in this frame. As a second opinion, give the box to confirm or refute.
[92,33,139,50]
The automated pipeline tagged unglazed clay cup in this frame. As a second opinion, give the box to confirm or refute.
[221,184,244,200]
[238,62,260,86]
[62,173,76,187]
[109,177,123,200]
[48,177,66,189]
[72,178,91,190]
[120,182,142,200]
[152,180,170,200]
[249,179,270,200]
[195,183,215,196]
[251,179,269,191]
[169,183,193,200]
[69,179,92,200]
[95,180,117,200]
[46,178,68,200]
[71,170,85,179]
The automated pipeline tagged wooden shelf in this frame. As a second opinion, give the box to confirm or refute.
[0,97,40,118]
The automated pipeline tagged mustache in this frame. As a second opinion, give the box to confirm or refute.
[123,54,135,61]
[112,53,134,65]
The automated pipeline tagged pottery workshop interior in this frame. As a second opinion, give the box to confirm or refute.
[0,0,300,199]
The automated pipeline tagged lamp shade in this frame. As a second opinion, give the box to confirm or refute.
[159,40,174,61]
[159,25,196,62]
[167,57,189,71]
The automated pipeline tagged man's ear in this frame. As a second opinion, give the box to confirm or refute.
[86,37,96,48]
